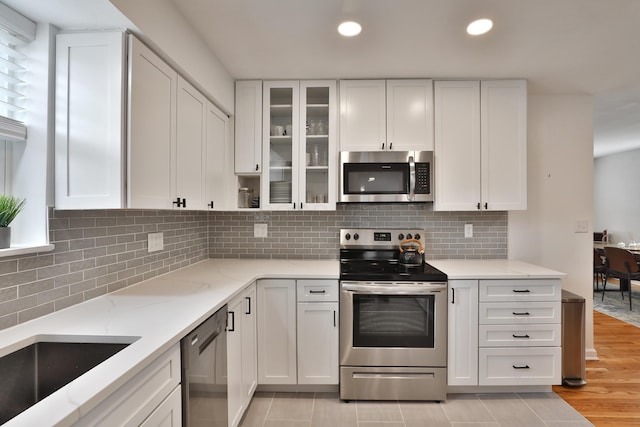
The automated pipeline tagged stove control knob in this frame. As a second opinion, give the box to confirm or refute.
[414,233,421,240]
[353,233,360,240]
[398,233,405,240]
[406,233,413,240]
[345,233,351,241]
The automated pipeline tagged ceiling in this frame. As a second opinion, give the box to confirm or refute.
[4,0,640,157]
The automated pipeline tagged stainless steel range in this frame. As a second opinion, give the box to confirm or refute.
[339,228,448,401]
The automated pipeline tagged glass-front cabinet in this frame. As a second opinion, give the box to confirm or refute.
[262,80,337,210]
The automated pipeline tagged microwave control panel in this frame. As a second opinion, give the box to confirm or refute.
[415,163,431,194]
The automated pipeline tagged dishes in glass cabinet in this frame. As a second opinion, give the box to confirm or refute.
[270,181,292,203]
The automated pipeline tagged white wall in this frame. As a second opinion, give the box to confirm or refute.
[109,0,234,113]
[509,94,596,358]
[594,148,640,244]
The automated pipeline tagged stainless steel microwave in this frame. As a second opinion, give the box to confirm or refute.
[339,151,433,203]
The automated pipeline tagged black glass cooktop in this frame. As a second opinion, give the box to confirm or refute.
[339,249,447,282]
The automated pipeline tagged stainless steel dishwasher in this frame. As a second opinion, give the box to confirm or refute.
[181,304,228,427]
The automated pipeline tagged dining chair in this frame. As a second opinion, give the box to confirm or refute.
[603,246,640,310]
[593,248,607,292]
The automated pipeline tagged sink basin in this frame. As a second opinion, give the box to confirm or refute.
[0,334,139,424]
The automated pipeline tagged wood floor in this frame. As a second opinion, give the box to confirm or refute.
[554,310,640,426]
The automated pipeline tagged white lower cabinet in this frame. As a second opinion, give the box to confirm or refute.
[257,279,297,384]
[139,385,182,427]
[228,283,257,427]
[257,279,339,386]
[478,347,562,386]
[297,280,339,385]
[447,280,479,386]
[78,344,181,426]
[448,278,562,388]
[477,279,562,386]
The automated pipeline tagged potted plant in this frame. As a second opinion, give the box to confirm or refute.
[0,195,26,249]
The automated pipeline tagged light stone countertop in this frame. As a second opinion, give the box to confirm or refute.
[0,258,564,426]
[429,259,566,280]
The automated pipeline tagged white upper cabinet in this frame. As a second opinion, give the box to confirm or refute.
[176,77,230,210]
[480,80,527,211]
[176,76,207,210]
[235,80,262,174]
[205,102,230,210]
[434,80,527,211]
[386,79,434,151]
[261,80,337,211]
[339,80,386,151]
[55,31,126,209]
[299,81,337,210]
[127,35,178,209]
[434,81,481,211]
[56,32,229,211]
[339,79,434,152]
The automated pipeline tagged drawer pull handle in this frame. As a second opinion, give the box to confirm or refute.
[512,334,530,338]
[513,289,531,293]
[309,290,326,294]
[513,365,530,370]
[512,312,530,316]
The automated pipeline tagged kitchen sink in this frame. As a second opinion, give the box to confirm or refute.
[0,334,139,424]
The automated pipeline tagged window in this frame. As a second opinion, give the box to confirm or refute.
[0,2,34,192]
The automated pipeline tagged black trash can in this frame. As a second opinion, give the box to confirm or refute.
[561,290,586,386]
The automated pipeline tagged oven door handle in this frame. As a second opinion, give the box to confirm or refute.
[341,282,446,294]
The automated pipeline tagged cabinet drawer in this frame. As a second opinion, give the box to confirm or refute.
[79,343,181,426]
[479,302,561,324]
[479,279,561,302]
[297,280,339,302]
[479,347,561,386]
[479,324,561,347]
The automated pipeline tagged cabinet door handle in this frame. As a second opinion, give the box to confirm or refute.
[255,164,259,171]
[228,311,235,332]
[451,288,455,304]
[512,312,530,316]
[512,365,530,370]
[208,201,214,209]
[512,289,530,293]
[477,202,481,210]
[381,142,385,150]
[484,202,488,209]
[389,142,393,150]
[173,197,185,208]
[309,290,326,294]
[333,310,336,327]
[512,334,530,339]
[245,296,251,315]
[301,202,303,210]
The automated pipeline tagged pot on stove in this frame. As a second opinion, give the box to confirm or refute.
[398,238,424,266]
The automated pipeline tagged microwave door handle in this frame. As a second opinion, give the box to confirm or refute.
[409,155,415,201]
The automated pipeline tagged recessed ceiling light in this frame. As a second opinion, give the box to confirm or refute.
[466,18,493,36]
[338,21,362,37]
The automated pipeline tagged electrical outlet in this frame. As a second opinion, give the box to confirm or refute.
[254,223,268,238]
[148,232,164,252]
[464,223,473,238]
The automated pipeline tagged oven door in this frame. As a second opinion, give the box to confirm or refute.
[340,281,447,367]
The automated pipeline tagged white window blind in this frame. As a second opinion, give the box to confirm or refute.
[0,2,35,142]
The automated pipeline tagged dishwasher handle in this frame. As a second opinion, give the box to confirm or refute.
[197,326,223,355]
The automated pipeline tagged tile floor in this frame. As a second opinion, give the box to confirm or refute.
[239,392,594,427]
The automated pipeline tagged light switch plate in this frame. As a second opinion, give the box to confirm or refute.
[148,232,164,252]
[254,223,268,238]
[464,223,473,238]
[574,219,589,233]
